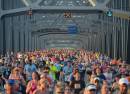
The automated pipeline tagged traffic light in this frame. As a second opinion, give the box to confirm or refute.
[106,9,113,17]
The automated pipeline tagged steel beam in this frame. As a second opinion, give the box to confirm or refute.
[0,6,104,18]
[33,0,43,6]
[103,0,111,6]
[39,34,86,41]
[0,0,1,9]
[30,17,122,32]
[0,6,129,20]
[1,0,129,20]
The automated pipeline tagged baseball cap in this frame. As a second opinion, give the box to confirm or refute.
[56,81,64,89]
[119,78,129,85]
[94,77,100,81]
[86,84,96,90]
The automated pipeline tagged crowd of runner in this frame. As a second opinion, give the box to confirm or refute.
[0,48,130,94]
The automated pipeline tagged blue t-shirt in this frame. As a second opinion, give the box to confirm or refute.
[24,64,37,73]
[24,64,37,80]
[97,74,106,81]
[63,66,73,75]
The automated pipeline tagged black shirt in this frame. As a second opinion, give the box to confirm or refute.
[70,80,85,94]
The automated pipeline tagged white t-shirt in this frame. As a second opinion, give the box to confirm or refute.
[104,72,112,83]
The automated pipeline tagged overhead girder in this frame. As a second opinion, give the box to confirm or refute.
[22,0,103,7]
[32,24,88,31]
[32,24,89,32]
[30,14,96,31]
[45,39,83,47]
[102,0,111,6]
[30,15,122,33]
[39,33,98,48]
[31,28,98,37]
[0,0,111,18]
[0,0,130,18]
[34,0,43,6]
[35,33,89,48]
[39,34,89,47]
[0,0,130,37]
[40,34,87,40]
[30,19,91,32]
[46,39,81,43]
[0,6,103,18]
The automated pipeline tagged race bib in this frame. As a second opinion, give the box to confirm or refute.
[74,84,81,89]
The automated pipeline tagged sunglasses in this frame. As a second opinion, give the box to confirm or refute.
[121,83,128,87]
[57,92,64,94]
[95,80,99,83]
[44,71,49,73]
[65,89,70,91]
[89,89,96,92]
[15,69,19,71]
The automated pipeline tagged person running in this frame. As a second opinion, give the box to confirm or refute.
[24,59,37,81]
[84,84,97,94]
[9,67,26,93]
[33,79,49,94]
[26,72,40,94]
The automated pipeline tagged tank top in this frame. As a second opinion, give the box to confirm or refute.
[29,80,37,94]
